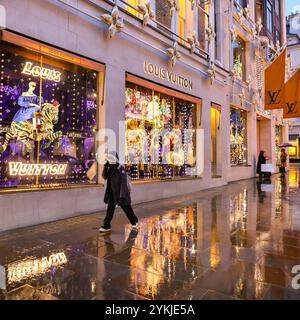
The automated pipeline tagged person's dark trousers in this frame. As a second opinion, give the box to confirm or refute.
[104,198,138,229]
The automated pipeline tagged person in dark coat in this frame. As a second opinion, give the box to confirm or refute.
[256,150,266,178]
[99,151,138,232]
[280,148,288,176]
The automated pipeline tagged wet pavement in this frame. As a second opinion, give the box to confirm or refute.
[1,167,300,300]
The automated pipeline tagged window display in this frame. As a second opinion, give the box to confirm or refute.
[230,107,248,165]
[0,41,99,190]
[125,81,197,181]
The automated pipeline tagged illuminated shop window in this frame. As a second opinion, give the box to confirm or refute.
[289,146,297,158]
[0,41,99,190]
[125,81,197,181]
[230,108,248,165]
[233,37,246,81]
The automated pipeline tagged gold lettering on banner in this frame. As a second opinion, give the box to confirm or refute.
[8,162,67,176]
[22,61,62,82]
[143,62,193,90]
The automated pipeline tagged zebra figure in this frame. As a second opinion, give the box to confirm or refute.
[0,102,63,154]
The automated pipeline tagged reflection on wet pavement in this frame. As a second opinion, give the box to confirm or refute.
[1,168,300,300]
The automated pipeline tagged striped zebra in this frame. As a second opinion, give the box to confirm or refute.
[0,102,63,154]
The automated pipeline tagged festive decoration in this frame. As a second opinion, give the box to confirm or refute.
[243,5,250,20]
[246,75,252,90]
[166,42,181,68]
[167,0,180,17]
[250,27,257,41]
[205,24,216,44]
[236,7,244,22]
[269,40,275,52]
[252,95,258,107]
[101,6,124,39]
[256,18,263,35]
[230,68,239,82]
[230,25,237,42]
[187,31,200,54]
[189,0,196,10]
[138,0,155,26]
[260,36,269,49]
[238,89,246,107]
[275,40,281,54]
[207,60,216,85]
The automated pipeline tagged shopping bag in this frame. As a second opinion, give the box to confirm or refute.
[261,164,275,173]
[261,184,275,192]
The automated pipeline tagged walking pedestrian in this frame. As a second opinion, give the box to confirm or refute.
[280,148,288,176]
[99,151,138,233]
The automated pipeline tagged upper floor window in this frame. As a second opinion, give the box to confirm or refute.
[267,0,273,33]
[198,2,210,51]
[255,1,263,24]
[156,0,172,29]
[233,37,246,81]
[275,0,280,17]
[127,0,142,17]
[178,0,186,41]
[235,0,247,8]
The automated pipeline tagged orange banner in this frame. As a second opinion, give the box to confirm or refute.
[264,49,286,110]
[283,69,300,118]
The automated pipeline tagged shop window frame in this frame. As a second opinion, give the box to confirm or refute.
[230,106,249,167]
[125,73,202,183]
[0,31,105,193]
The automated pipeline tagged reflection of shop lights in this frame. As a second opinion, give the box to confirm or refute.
[8,162,67,176]
[7,252,67,284]
[21,61,61,82]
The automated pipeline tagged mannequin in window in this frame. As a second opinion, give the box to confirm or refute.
[13,81,43,122]
[146,96,161,128]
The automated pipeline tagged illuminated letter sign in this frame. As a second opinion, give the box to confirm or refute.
[8,162,67,176]
[22,61,62,82]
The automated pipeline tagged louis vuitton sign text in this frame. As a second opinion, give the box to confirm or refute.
[144,62,193,90]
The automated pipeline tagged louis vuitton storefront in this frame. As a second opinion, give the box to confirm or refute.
[0,0,231,232]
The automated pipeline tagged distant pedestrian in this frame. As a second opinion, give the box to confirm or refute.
[257,150,267,178]
[99,151,138,233]
[280,148,288,176]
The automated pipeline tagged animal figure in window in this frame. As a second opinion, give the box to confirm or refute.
[0,100,63,155]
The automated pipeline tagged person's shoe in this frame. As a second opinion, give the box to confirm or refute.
[99,226,111,233]
[131,223,139,230]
